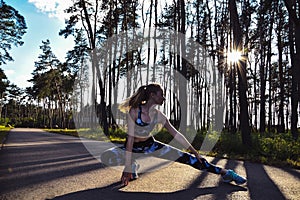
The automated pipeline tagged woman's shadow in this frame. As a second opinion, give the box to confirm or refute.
[50,181,247,200]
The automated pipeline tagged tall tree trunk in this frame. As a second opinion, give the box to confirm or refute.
[257,1,270,134]
[146,0,153,84]
[266,9,275,133]
[277,15,285,133]
[81,0,108,135]
[229,0,252,146]
[284,0,300,140]
[178,0,187,132]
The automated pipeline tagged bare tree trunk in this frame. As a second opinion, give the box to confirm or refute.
[277,11,285,133]
[178,0,187,132]
[229,0,252,146]
[266,10,275,133]
[81,0,108,135]
[259,28,266,133]
[284,0,300,140]
[146,0,153,84]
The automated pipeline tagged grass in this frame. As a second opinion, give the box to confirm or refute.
[0,125,13,146]
[202,130,300,169]
[44,127,122,142]
[45,127,300,169]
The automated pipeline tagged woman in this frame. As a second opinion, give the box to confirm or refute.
[101,83,247,186]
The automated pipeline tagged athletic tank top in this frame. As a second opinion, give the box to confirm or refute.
[134,109,158,137]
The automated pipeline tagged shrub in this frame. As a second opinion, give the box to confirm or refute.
[259,133,300,164]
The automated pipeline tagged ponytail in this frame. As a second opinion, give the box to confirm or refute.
[119,83,162,112]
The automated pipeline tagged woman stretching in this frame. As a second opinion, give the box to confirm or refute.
[101,83,247,186]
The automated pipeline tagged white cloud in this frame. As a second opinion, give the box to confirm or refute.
[11,74,33,88]
[4,69,15,76]
[3,69,32,88]
[28,0,73,20]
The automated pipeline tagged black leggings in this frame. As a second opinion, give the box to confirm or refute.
[100,137,222,174]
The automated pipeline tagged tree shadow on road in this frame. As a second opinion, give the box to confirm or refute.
[1,129,295,199]
[0,141,104,194]
[49,156,291,200]
[244,162,287,200]
[281,166,300,179]
[50,181,247,200]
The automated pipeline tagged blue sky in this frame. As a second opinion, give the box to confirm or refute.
[2,0,74,89]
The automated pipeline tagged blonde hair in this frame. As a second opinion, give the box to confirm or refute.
[119,83,163,112]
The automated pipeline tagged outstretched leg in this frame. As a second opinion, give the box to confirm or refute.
[143,139,222,174]
[143,138,246,184]
[100,146,126,166]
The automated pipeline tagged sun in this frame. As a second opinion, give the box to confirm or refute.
[226,50,242,63]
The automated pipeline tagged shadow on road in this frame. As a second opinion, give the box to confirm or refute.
[0,145,104,194]
[281,166,300,179]
[1,129,298,200]
[245,162,286,200]
[50,182,247,200]
[0,130,105,194]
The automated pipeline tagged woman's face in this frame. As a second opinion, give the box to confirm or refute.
[152,89,166,105]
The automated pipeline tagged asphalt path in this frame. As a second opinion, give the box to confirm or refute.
[0,128,299,200]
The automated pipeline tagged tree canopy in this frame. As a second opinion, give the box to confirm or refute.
[0,0,27,65]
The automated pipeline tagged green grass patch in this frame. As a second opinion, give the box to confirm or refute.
[207,131,300,169]
[44,127,126,143]
[45,128,80,137]
[0,126,13,144]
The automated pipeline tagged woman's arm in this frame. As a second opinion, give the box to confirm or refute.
[121,135,134,186]
[121,109,135,186]
[161,113,203,161]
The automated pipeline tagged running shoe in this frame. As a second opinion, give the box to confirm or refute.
[222,169,247,185]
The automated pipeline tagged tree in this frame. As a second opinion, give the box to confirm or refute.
[6,83,24,125]
[29,40,66,128]
[0,0,27,65]
[284,0,300,140]
[61,0,109,133]
[61,0,140,134]
[65,29,90,127]
[0,68,8,95]
[229,0,252,146]
[0,68,9,119]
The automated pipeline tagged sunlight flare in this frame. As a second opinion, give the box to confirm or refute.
[226,50,242,64]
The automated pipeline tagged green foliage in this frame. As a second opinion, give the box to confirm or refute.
[259,133,300,167]
[108,127,127,141]
[153,128,173,143]
[45,128,79,137]
[0,117,9,126]
[154,129,300,168]
[214,132,253,155]
[0,68,9,94]
[0,125,12,144]
[0,0,27,65]
[211,131,299,168]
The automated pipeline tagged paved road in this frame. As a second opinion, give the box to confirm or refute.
[0,128,299,200]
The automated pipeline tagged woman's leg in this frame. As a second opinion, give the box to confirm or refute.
[143,139,222,174]
[100,137,149,166]
[101,138,246,184]
[100,145,140,179]
[100,146,126,166]
[145,139,246,184]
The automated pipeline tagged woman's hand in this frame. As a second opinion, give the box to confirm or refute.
[121,171,133,186]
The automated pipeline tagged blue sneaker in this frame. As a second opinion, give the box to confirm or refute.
[131,162,140,180]
[222,169,247,185]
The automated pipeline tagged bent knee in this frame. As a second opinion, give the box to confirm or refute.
[100,148,124,166]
